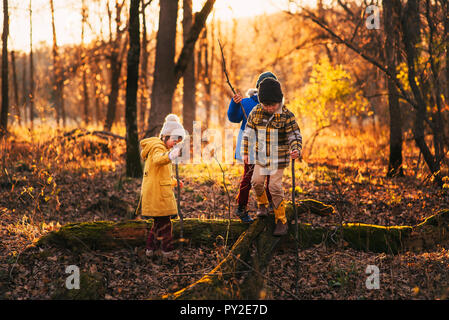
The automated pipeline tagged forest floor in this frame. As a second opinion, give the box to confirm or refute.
[1,126,449,300]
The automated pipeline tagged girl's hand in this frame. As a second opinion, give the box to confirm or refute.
[169,147,181,161]
[179,180,184,188]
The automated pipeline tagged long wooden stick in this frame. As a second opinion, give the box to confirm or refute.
[218,39,248,120]
[175,161,183,241]
[292,158,300,295]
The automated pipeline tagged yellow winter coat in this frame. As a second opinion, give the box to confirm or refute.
[140,137,178,217]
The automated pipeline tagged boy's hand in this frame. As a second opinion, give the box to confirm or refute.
[179,180,184,188]
[233,92,243,104]
[243,155,249,164]
[291,150,300,160]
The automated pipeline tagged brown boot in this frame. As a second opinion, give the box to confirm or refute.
[273,200,288,236]
[255,191,269,218]
[273,220,288,236]
[256,205,268,218]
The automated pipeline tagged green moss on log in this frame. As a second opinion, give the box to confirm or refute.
[164,206,449,300]
[36,218,248,252]
[31,200,449,300]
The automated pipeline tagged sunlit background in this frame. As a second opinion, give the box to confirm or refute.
[5,0,322,52]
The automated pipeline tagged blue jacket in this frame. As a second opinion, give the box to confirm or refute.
[227,94,259,161]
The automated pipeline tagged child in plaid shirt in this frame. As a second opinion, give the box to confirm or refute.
[242,77,302,236]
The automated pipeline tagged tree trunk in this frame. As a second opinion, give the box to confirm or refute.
[125,0,143,178]
[425,0,447,165]
[1,0,9,137]
[11,50,20,125]
[146,0,178,137]
[29,0,35,128]
[104,0,125,132]
[401,0,442,186]
[92,56,103,125]
[146,0,216,138]
[202,28,211,129]
[81,0,89,125]
[21,53,28,124]
[445,1,449,103]
[383,0,403,178]
[182,0,196,136]
[50,0,65,127]
[138,0,150,131]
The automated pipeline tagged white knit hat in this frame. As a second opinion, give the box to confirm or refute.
[160,114,186,139]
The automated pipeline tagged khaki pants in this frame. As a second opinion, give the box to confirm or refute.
[251,164,285,209]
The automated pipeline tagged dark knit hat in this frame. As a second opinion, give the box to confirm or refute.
[256,71,277,89]
[258,77,283,105]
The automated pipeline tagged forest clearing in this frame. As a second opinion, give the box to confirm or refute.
[1,0,449,302]
[1,125,448,300]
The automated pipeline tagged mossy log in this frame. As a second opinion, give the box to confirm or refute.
[35,200,449,299]
[36,201,449,255]
[36,218,249,252]
[163,206,449,300]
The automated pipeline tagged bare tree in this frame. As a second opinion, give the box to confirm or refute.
[10,50,20,125]
[0,0,9,136]
[296,1,448,186]
[125,0,142,177]
[146,0,216,137]
[138,0,152,131]
[50,0,65,127]
[21,53,27,124]
[383,0,403,177]
[182,0,196,135]
[81,0,89,125]
[104,0,127,132]
[29,0,35,128]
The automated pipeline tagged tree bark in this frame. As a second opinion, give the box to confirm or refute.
[146,0,216,138]
[401,0,442,186]
[104,0,126,132]
[11,50,20,125]
[21,53,28,124]
[50,0,65,127]
[138,0,150,131]
[125,0,143,178]
[182,0,196,136]
[29,0,35,128]
[146,0,178,137]
[383,0,403,178]
[81,0,89,125]
[1,0,9,136]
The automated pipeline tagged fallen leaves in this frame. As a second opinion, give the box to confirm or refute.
[1,129,448,300]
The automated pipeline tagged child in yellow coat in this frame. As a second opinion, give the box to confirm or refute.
[140,114,185,258]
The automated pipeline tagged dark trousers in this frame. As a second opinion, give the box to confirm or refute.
[236,163,272,207]
[146,216,174,252]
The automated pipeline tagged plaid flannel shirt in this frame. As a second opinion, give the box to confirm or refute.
[242,104,302,169]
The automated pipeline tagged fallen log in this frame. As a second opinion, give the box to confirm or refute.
[36,218,248,252]
[36,201,449,255]
[163,206,449,300]
[34,200,449,300]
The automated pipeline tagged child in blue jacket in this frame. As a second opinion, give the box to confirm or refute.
[227,71,277,223]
